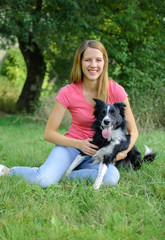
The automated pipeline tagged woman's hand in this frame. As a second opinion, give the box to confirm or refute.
[114,151,127,161]
[79,138,99,156]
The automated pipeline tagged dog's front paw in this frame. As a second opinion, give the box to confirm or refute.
[93,182,100,190]
[93,149,105,163]
[65,170,71,177]
[93,153,102,163]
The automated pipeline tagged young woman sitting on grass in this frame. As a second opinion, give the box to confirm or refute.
[0,40,138,188]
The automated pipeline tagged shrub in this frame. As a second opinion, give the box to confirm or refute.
[0,76,17,113]
[1,48,26,91]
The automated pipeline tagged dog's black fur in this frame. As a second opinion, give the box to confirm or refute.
[89,99,156,169]
[65,99,156,189]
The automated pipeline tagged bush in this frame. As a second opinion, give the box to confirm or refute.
[1,48,26,91]
[0,48,26,112]
[0,76,17,113]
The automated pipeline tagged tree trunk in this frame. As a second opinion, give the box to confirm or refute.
[16,39,46,112]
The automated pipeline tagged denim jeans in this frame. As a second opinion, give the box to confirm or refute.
[9,145,120,188]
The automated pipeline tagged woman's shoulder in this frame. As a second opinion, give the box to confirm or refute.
[60,82,81,93]
[108,79,119,88]
[108,79,128,103]
[108,79,125,91]
[56,82,83,109]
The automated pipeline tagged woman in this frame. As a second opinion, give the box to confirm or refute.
[0,40,138,188]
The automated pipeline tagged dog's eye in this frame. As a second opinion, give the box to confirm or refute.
[110,109,116,115]
[102,110,106,115]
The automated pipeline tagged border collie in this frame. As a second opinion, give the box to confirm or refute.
[65,99,156,190]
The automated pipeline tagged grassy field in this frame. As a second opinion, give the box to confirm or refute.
[0,115,165,240]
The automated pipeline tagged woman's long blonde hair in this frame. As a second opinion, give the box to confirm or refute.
[70,40,109,102]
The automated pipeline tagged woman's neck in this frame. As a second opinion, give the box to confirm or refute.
[82,78,98,93]
[81,79,98,105]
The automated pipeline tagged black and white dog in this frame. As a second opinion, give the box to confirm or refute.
[65,99,156,190]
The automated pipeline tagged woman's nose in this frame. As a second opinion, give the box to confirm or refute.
[90,60,97,67]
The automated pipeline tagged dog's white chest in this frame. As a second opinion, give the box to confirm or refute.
[109,128,125,141]
[93,128,126,163]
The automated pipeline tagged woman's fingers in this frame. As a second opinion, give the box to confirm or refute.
[114,152,127,161]
[80,138,98,156]
[87,138,99,149]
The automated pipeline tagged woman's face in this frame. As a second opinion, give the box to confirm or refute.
[81,47,105,82]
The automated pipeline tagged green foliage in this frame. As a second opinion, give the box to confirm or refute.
[0,76,18,113]
[0,0,102,111]
[0,116,165,239]
[1,48,26,90]
[44,0,165,94]
[98,0,165,92]
[0,0,164,118]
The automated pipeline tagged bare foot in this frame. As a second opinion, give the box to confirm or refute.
[0,165,10,176]
[3,167,10,175]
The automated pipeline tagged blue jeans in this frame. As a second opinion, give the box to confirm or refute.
[9,146,120,188]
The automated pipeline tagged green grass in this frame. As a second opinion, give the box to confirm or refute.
[0,115,165,240]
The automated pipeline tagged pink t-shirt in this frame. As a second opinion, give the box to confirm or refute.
[56,80,128,140]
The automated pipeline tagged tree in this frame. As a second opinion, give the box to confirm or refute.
[97,0,165,89]
[0,0,164,113]
[0,0,100,112]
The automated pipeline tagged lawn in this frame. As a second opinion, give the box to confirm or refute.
[0,115,165,240]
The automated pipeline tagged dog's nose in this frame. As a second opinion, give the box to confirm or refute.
[104,119,110,125]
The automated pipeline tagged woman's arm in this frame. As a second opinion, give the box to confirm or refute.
[44,100,98,155]
[115,97,139,161]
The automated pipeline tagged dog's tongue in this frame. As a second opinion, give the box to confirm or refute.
[102,126,112,139]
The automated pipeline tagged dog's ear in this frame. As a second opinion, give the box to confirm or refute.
[93,98,105,106]
[114,102,126,108]
[93,98,106,118]
[114,102,126,118]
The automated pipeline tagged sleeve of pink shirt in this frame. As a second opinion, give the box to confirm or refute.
[109,81,128,103]
[56,85,70,109]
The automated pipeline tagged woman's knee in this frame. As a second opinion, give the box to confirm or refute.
[36,146,80,188]
[35,168,62,188]
[38,177,59,188]
[103,165,120,187]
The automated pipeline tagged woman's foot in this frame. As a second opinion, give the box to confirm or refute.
[0,165,10,176]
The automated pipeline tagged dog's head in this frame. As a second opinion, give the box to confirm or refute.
[93,98,126,139]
